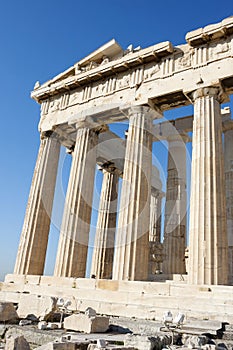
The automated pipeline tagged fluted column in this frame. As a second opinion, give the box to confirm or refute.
[14,132,60,275]
[54,120,103,278]
[223,118,233,285]
[163,133,188,275]
[91,166,119,279]
[149,189,164,275]
[113,106,155,281]
[149,189,163,243]
[188,87,228,285]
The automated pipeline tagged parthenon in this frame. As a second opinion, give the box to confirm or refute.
[3,16,233,322]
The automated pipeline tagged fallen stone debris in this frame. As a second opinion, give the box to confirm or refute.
[63,312,109,333]
[17,295,57,321]
[1,301,233,350]
[5,334,30,350]
[0,303,18,323]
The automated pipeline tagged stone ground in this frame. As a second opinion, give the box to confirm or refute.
[0,316,233,349]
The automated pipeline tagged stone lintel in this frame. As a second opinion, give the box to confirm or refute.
[153,108,231,140]
[37,54,233,134]
[31,40,174,102]
[68,105,127,127]
[185,16,233,46]
[166,131,191,143]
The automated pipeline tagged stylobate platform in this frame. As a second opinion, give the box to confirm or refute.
[1,274,233,323]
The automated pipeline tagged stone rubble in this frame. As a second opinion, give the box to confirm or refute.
[222,324,233,341]
[85,307,97,318]
[38,321,49,330]
[0,325,7,338]
[4,325,65,348]
[19,319,32,326]
[87,344,135,350]
[0,320,233,350]
[17,294,57,321]
[64,313,109,333]
[182,335,209,349]
[46,323,59,330]
[0,302,18,323]
[34,341,77,349]
[5,334,30,350]
[1,302,233,350]
[124,333,172,350]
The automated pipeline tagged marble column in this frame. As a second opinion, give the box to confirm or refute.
[113,106,155,281]
[14,132,60,275]
[223,118,233,285]
[149,189,163,243]
[188,87,228,285]
[149,189,164,275]
[54,121,103,278]
[91,166,119,279]
[163,133,188,275]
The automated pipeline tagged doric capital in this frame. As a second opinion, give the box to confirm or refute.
[121,105,162,121]
[192,87,219,100]
[75,116,108,134]
[40,129,58,140]
[98,162,122,176]
[190,86,229,104]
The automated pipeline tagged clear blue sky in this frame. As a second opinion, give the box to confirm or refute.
[0,0,232,281]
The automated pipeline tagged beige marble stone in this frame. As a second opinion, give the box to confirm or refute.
[223,118,233,285]
[64,313,109,333]
[91,166,119,279]
[149,189,164,275]
[54,122,103,278]
[29,17,233,135]
[188,87,228,285]
[4,275,233,322]
[163,133,188,275]
[113,106,156,281]
[149,189,163,243]
[10,17,233,303]
[0,302,18,322]
[35,342,76,350]
[17,294,57,320]
[14,133,60,275]
[5,335,30,350]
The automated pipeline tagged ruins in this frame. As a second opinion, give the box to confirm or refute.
[1,16,233,323]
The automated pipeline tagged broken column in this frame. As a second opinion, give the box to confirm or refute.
[91,165,119,279]
[14,132,60,275]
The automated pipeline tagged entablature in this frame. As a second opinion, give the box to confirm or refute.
[32,17,233,133]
